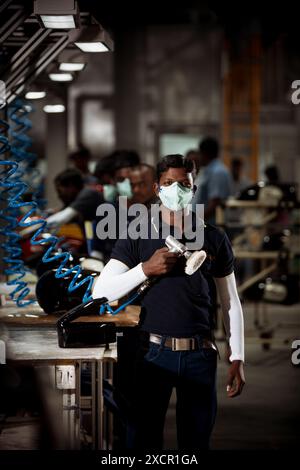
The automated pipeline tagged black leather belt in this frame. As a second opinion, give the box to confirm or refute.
[149,333,217,352]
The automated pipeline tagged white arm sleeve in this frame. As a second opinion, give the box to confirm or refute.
[214,272,245,363]
[92,258,148,302]
[46,207,78,226]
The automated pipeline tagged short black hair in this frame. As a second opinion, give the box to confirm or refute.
[199,137,219,159]
[54,168,84,189]
[133,163,156,179]
[94,155,116,180]
[156,154,194,182]
[112,150,140,170]
[69,144,91,160]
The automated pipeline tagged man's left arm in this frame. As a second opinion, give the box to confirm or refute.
[214,273,246,398]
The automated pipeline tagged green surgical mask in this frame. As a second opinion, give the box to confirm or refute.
[116,178,133,198]
[103,184,117,202]
[159,182,193,211]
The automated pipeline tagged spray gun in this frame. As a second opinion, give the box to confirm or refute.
[137,235,207,294]
[56,236,208,345]
[56,237,207,346]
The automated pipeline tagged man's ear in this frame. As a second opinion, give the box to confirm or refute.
[154,182,160,196]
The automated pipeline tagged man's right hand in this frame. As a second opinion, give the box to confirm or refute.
[142,247,178,277]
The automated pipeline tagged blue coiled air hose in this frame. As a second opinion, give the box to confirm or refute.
[0,119,33,306]
[0,100,94,306]
[1,99,139,313]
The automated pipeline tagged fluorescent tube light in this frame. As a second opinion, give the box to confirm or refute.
[40,15,76,29]
[73,25,113,53]
[25,91,46,99]
[34,0,80,29]
[43,104,65,113]
[59,62,85,71]
[74,42,109,53]
[49,73,73,82]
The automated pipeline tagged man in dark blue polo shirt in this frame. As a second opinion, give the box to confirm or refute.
[93,154,245,450]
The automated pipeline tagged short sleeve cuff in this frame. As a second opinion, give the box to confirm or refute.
[213,269,234,278]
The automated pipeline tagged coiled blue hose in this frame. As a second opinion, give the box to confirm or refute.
[0,100,49,306]
[19,210,94,303]
[9,100,46,211]
[0,114,33,306]
[0,99,94,306]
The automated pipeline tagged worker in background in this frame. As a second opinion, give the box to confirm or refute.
[265,164,280,185]
[20,169,104,259]
[193,137,232,224]
[93,148,140,203]
[69,145,98,186]
[130,163,157,207]
[230,157,251,197]
[91,150,140,261]
[94,154,118,203]
[93,154,245,450]
[112,150,140,201]
[46,168,103,228]
[185,148,201,186]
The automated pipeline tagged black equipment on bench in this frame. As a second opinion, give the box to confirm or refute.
[36,268,99,314]
[56,297,116,348]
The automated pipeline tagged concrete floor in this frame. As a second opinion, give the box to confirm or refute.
[164,303,300,449]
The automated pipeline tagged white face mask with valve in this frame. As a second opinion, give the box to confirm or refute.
[158,182,193,211]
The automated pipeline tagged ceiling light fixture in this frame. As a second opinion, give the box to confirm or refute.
[25,91,46,99]
[59,62,85,71]
[49,72,73,82]
[34,0,80,29]
[43,104,65,113]
[74,24,113,53]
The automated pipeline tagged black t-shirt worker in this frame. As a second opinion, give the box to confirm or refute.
[52,169,104,224]
[93,154,245,450]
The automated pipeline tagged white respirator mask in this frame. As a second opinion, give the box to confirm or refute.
[159,181,193,211]
[116,178,133,198]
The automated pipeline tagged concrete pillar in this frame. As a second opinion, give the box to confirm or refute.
[45,109,68,208]
[114,29,140,152]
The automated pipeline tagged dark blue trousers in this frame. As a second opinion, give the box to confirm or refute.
[127,335,218,450]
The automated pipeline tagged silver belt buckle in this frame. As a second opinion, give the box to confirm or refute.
[172,337,196,351]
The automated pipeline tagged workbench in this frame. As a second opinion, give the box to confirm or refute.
[0,302,140,327]
[0,301,141,450]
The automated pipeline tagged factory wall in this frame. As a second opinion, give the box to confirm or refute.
[27,26,300,208]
